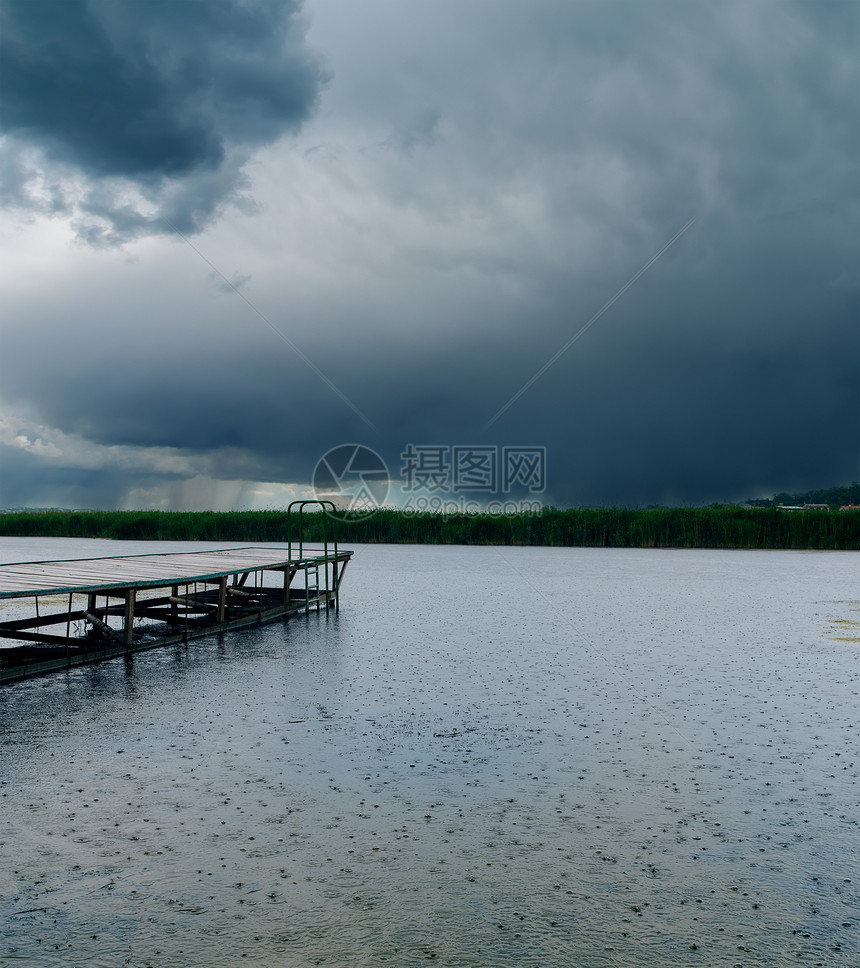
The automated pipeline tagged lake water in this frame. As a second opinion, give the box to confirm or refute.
[0,538,858,967]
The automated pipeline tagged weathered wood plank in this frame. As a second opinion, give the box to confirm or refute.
[0,547,351,599]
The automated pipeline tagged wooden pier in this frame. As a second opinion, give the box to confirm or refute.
[0,545,352,686]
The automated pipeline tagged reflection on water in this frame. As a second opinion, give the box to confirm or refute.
[0,540,858,966]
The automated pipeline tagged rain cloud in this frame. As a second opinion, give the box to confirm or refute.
[0,0,857,509]
[0,0,327,243]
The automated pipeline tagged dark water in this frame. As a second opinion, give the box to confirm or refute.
[1,539,858,967]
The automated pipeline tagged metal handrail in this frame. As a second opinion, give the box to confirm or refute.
[286,501,340,610]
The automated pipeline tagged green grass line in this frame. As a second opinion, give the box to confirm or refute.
[0,507,858,550]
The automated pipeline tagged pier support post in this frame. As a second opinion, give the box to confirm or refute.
[123,589,136,646]
[336,558,349,610]
[218,577,227,624]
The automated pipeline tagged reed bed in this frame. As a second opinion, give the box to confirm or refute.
[1,507,858,550]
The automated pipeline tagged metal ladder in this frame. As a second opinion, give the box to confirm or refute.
[304,561,320,609]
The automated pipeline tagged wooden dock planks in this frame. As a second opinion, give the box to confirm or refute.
[0,547,334,600]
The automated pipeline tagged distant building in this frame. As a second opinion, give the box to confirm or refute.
[777,503,831,511]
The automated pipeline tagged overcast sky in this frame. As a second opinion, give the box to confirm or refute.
[0,0,857,511]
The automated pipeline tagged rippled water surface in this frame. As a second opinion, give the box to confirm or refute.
[1,538,858,967]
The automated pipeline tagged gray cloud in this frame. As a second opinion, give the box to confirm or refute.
[0,445,174,510]
[0,0,857,509]
[0,0,327,242]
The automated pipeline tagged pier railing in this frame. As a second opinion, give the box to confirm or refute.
[287,501,341,612]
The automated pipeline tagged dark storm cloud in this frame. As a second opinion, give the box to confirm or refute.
[1,0,857,509]
[6,203,852,510]
[0,0,326,242]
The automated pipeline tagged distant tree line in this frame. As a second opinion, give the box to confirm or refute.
[746,482,860,507]
[1,506,858,550]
